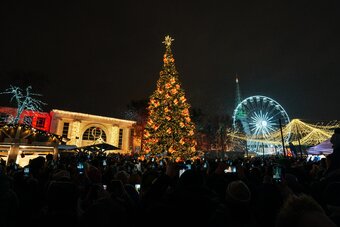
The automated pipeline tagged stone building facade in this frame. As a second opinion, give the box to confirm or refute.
[50,109,136,153]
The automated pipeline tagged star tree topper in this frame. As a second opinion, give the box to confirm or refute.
[162,35,174,47]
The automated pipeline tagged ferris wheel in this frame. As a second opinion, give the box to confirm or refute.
[232,95,290,155]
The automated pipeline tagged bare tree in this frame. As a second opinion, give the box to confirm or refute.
[1,85,46,124]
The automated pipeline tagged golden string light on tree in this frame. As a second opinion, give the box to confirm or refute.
[141,35,198,161]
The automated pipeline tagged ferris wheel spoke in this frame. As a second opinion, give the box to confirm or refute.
[233,95,290,154]
[264,125,275,136]
[271,110,284,120]
[267,107,277,118]
[252,126,262,136]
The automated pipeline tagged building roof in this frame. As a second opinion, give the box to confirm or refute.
[51,109,136,126]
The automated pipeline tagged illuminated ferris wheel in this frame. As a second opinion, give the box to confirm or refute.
[232,95,290,155]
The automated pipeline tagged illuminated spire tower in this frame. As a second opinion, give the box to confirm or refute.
[233,75,248,133]
[235,75,242,109]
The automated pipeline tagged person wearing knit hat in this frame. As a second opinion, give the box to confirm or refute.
[217,180,255,227]
[225,180,251,204]
[276,194,336,227]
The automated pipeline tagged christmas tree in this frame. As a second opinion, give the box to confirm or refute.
[142,36,197,161]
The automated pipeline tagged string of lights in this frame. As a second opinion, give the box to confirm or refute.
[230,119,340,147]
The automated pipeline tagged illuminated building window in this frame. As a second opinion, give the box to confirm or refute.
[36,117,45,128]
[83,127,107,142]
[23,116,33,126]
[118,128,123,148]
[62,122,69,138]
[0,113,9,123]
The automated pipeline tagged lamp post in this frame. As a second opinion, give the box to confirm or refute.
[295,124,303,158]
[279,119,286,157]
[262,142,265,159]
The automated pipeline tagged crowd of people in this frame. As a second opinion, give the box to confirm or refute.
[1,129,340,227]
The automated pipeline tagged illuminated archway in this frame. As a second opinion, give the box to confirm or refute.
[82,126,107,143]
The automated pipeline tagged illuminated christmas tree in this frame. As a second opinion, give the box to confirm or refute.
[142,36,197,161]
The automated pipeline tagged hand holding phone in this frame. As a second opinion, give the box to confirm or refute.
[179,169,186,177]
[273,165,282,182]
[24,167,30,177]
[203,162,208,169]
[224,166,237,173]
[77,162,85,174]
[135,184,141,193]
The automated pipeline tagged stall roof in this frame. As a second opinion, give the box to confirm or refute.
[307,139,333,155]
[75,142,119,152]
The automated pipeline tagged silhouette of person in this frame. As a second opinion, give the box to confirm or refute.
[289,142,297,158]
[326,128,340,174]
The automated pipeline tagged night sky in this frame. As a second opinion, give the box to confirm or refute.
[0,1,339,123]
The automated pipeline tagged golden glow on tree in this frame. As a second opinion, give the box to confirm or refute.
[142,36,197,160]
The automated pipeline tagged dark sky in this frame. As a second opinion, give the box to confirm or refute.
[0,0,339,123]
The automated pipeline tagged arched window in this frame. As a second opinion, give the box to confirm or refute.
[82,126,107,142]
